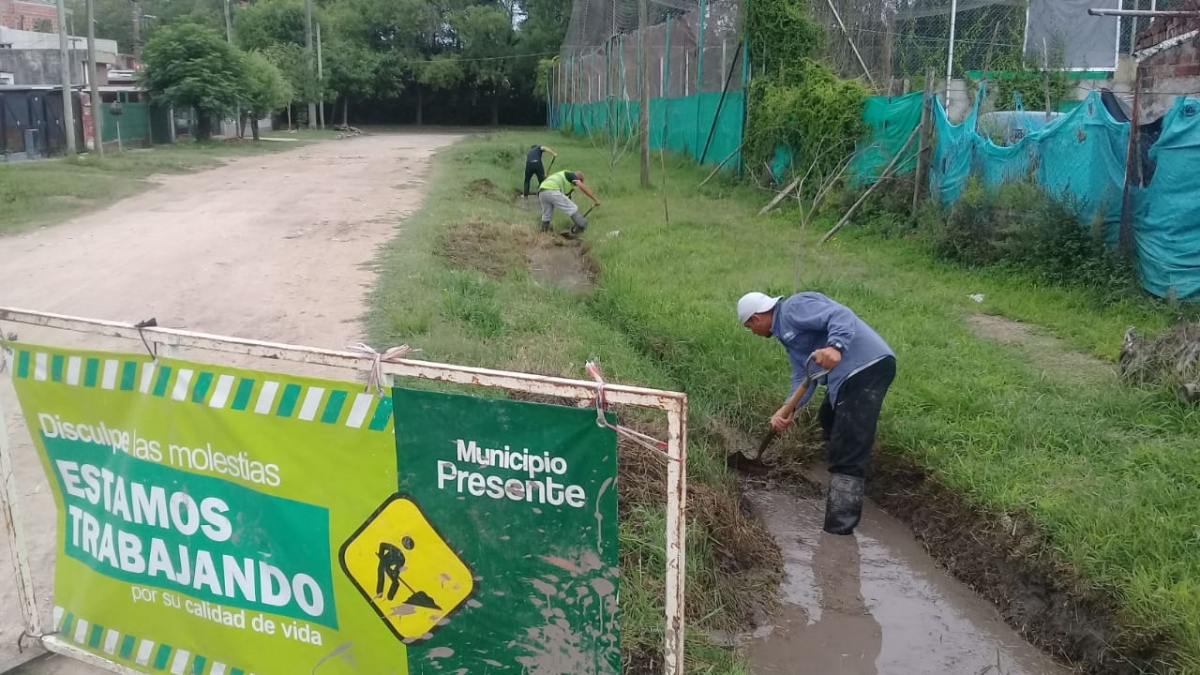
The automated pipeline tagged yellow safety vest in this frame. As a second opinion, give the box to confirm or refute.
[539,171,574,194]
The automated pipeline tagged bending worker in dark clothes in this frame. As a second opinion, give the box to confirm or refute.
[738,291,896,535]
[523,144,558,197]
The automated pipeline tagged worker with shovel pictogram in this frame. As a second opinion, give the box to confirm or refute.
[340,494,474,643]
[374,536,441,610]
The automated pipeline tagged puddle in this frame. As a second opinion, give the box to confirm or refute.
[745,487,1069,675]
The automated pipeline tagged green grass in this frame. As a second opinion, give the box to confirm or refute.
[0,136,320,233]
[365,132,765,674]
[371,128,1200,671]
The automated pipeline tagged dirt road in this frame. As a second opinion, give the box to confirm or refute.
[0,132,462,672]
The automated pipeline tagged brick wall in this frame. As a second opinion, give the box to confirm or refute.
[0,0,58,32]
[1136,0,1200,51]
[1139,31,1200,120]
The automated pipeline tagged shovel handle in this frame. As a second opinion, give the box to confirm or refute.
[757,355,832,453]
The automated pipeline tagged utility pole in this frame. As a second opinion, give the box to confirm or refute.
[224,0,240,137]
[86,0,103,155]
[317,22,325,129]
[55,0,77,154]
[131,0,141,57]
[637,0,650,186]
[304,0,316,129]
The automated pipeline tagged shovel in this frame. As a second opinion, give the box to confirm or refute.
[547,155,556,173]
[730,355,830,469]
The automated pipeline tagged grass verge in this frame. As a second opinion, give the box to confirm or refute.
[365,133,780,674]
[398,132,1200,672]
[0,131,332,234]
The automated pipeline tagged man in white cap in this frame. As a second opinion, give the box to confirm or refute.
[737,291,896,535]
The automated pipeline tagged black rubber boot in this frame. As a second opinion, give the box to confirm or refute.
[823,473,864,535]
[540,221,551,233]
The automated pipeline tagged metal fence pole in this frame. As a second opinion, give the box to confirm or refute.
[946,0,958,102]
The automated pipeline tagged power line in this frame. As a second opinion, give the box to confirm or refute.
[400,50,560,65]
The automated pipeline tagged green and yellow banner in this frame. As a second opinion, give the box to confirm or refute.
[4,341,619,674]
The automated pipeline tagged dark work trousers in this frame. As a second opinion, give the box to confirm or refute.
[523,161,546,197]
[816,356,896,479]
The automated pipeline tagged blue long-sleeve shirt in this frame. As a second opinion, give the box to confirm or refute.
[771,292,895,407]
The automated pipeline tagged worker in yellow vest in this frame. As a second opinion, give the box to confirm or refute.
[537,170,600,239]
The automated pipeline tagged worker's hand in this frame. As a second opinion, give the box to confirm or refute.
[593,200,601,207]
[813,346,842,370]
[770,407,794,433]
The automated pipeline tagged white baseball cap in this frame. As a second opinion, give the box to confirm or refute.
[737,292,782,324]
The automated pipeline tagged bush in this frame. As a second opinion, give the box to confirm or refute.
[927,179,1138,299]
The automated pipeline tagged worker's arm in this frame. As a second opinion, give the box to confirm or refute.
[780,293,854,369]
[541,146,557,156]
[573,180,600,205]
[770,347,817,432]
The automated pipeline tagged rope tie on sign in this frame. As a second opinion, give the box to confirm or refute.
[585,361,676,462]
[134,318,159,360]
[345,343,419,397]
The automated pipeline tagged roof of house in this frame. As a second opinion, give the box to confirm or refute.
[1136,0,1200,51]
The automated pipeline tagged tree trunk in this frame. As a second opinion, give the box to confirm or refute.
[197,114,212,142]
[490,95,499,126]
[416,85,423,126]
[287,104,293,130]
[251,117,260,141]
[342,96,349,127]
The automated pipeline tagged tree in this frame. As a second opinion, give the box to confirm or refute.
[139,23,246,141]
[325,41,384,125]
[243,50,293,139]
[263,41,318,127]
[413,55,463,125]
[234,0,309,51]
[453,5,517,125]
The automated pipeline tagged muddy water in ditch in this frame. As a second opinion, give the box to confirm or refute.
[745,487,1070,675]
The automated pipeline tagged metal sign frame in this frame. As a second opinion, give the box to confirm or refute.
[0,307,689,675]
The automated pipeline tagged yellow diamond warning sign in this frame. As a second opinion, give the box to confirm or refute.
[339,494,475,644]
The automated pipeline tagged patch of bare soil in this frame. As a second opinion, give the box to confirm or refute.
[439,219,595,291]
[440,219,535,277]
[968,314,1115,381]
[463,178,515,205]
[706,415,824,497]
[867,451,1174,675]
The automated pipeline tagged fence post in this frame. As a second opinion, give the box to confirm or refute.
[912,68,936,214]
[663,17,672,148]
[946,0,958,102]
[697,0,706,92]
[1118,66,1143,257]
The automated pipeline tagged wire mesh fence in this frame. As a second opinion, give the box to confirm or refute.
[551,0,1155,164]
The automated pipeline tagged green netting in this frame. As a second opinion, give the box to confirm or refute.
[929,84,1127,240]
[1133,97,1200,300]
[848,91,923,186]
[926,83,1200,300]
[556,90,745,168]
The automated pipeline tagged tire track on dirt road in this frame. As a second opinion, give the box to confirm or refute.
[0,132,462,672]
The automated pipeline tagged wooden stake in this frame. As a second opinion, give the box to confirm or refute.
[820,125,919,244]
[698,145,743,188]
[911,68,935,214]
